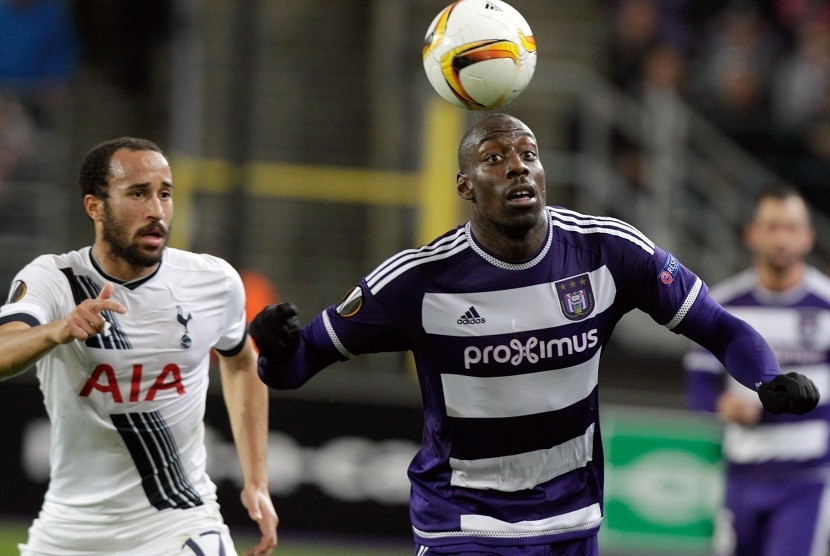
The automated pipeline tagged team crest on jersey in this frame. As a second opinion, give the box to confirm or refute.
[555,273,595,321]
[176,305,193,349]
[336,286,363,317]
[7,280,26,303]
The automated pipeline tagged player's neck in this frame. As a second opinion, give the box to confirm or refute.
[91,243,160,283]
[756,261,807,292]
[470,217,548,262]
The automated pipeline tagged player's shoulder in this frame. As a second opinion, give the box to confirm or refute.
[803,266,830,302]
[162,247,238,276]
[708,269,758,303]
[546,206,655,255]
[363,225,470,295]
[24,247,90,274]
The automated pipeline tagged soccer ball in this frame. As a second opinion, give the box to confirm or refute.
[422,0,537,110]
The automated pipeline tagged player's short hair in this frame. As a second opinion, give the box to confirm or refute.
[457,113,530,175]
[754,181,803,204]
[751,181,811,225]
[78,137,163,198]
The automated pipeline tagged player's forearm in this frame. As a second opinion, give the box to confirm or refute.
[226,380,270,490]
[705,312,780,389]
[0,322,60,380]
[220,342,271,489]
[677,297,780,390]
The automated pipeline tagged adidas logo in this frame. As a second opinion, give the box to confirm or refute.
[484,2,503,11]
[457,306,486,325]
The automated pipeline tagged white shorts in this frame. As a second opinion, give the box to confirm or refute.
[19,501,237,556]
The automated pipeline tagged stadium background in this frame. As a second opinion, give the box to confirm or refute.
[0,0,828,554]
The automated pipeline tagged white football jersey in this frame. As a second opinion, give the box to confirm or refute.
[0,246,247,523]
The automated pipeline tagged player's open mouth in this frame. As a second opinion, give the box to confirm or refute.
[138,227,167,247]
[506,186,535,206]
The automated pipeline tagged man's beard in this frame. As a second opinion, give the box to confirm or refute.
[101,206,169,268]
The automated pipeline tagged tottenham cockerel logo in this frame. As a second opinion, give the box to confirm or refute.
[176,305,193,349]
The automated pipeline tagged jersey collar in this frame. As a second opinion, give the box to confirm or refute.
[464,215,553,270]
[88,249,163,290]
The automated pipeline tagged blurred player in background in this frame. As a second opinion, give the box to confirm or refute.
[250,113,817,556]
[685,183,830,556]
[0,138,277,555]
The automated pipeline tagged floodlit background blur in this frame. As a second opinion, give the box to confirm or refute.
[0,0,828,554]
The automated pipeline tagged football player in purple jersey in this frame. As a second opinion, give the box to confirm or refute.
[686,183,830,556]
[251,113,817,556]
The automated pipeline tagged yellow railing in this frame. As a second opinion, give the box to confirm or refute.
[169,100,467,250]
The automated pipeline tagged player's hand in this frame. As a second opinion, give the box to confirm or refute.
[757,372,820,415]
[249,303,301,361]
[55,282,127,344]
[240,486,278,555]
[716,392,762,425]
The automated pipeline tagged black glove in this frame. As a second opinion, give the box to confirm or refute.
[249,302,301,362]
[758,372,820,415]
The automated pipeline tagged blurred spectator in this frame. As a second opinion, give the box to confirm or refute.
[609,0,661,93]
[775,102,830,215]
[764,18,830,214]
[689,1,782,155]
[608,0,691,93]
[689,1,782,101]
[0,0,78,128]
[770,0,830,45]
[640,42,688,110]
[770,18,830,141]
[621,43,689,198]
[0,91,37,186]
[638,42,689,249]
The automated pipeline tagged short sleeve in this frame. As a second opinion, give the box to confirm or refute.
[617,241,706,330]
[0,256,67,327]
[213,259,248,354]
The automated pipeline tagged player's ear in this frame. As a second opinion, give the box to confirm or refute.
[84,194,105,222]
[457,173,474,200]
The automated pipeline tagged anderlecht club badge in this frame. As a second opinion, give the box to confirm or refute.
[555,273,595,321]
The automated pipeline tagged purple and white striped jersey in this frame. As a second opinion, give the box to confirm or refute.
[685,267,830,476]
[262,206,779,549]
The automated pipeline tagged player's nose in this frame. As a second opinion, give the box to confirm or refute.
[505,151,529,178]
[146,194,166,219]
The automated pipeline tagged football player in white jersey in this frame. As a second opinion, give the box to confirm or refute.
[0,138,278,555]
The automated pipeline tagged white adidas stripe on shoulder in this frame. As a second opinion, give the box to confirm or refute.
[550,206,653,241]
[365,227,466,284]
[548,207,655,254]
[366,228,470,295]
